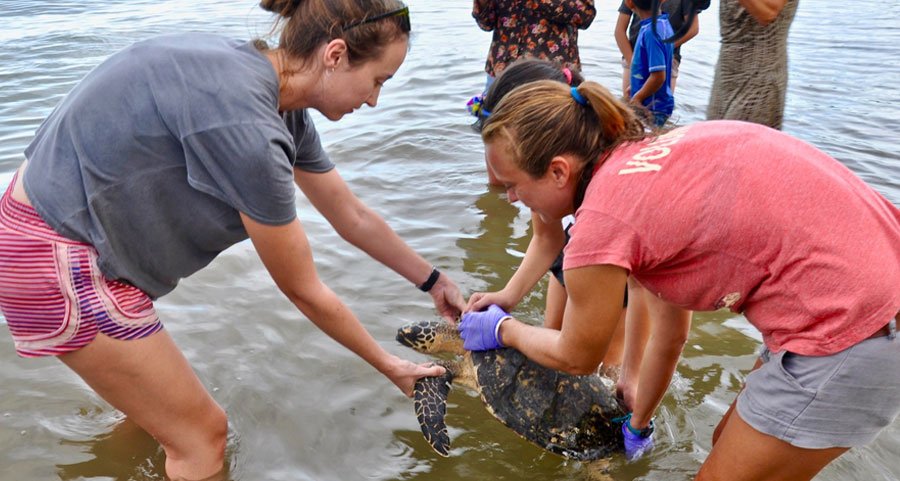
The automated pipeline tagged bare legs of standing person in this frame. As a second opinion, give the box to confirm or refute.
[699,405,846,481]
[616,277,652,406]
[700,358,847,481]
[543,275,567,330]
[622,65,631,98]
[60,330,228,481]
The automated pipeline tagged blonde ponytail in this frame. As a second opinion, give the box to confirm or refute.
[482,80,647,180]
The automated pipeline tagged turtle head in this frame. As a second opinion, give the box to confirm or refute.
[396,320,465,356]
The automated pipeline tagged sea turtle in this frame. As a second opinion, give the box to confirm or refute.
[396,319,626,461]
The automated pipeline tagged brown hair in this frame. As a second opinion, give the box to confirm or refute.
[473,58,584,131]
[481,80,647,205]
[258,0,410,68]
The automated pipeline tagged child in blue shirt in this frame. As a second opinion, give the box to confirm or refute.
[627,0,675,126]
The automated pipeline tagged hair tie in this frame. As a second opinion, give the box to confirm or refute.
[571,86,588,106]
[562,67,573,85]
[466,95,490,118]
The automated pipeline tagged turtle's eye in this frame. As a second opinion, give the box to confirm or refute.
[396,326,419,348]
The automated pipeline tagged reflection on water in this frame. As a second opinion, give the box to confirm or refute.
[458,188,532,292]
[0,1,898,480]
[56,419,165,481]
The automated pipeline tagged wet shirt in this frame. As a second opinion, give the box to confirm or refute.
[23,33,333,298]
[473,0,596,77]
[565,121,900,355]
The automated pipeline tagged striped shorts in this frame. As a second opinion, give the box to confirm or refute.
[0,175,162,357]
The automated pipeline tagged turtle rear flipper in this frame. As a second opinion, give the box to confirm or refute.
[414,370,454,456]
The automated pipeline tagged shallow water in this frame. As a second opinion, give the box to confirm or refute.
[0,1,898,480]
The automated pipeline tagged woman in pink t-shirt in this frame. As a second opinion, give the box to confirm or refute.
[458,79,900,480]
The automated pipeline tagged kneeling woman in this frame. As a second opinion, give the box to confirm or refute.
[459,79,900,480]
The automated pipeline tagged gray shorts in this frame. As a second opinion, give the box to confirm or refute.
[736,323,900,449]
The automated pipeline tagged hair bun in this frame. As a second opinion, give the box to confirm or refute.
[259,0,301,16]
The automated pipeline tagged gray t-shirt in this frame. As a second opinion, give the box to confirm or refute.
[23,33,334,298]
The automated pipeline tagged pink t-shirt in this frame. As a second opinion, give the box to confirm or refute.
[565,121,900,355]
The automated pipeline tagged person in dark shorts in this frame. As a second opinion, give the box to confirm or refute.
[460,77,900,473]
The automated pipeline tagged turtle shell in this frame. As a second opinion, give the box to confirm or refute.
[471,348,626,461]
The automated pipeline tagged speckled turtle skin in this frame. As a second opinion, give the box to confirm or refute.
[397,319,625,460]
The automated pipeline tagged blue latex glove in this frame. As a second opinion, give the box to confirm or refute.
[459,304,509,351]
[621,416,655,461]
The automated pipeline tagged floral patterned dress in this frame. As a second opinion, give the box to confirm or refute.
[473,0,596,77]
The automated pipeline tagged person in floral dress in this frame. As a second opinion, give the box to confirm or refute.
[473,0,596,89]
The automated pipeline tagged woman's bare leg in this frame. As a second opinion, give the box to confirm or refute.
[712,357,763,445]
[60,331,227,480]
[543,276,567,330]
[698,408,847,481]
[616,278,652,406]
[545,275,627,372]
[601,309,627,370]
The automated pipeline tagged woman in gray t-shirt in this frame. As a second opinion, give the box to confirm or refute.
[0,1,464,479]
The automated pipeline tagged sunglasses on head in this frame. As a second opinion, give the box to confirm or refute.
[343,5,410,32]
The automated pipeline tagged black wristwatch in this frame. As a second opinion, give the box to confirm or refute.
[417,267,440,292]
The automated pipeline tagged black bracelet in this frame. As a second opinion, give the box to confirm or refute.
[417,267,440,292]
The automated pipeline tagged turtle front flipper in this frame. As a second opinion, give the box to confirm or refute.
[414,368,454,456]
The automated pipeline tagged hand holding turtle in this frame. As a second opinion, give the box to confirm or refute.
[620,414,655,461]
[459,304,510,351]
[616,373,638,412]
[381,356,447,397]
[424,271,466,324]
[465,289,518,314]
